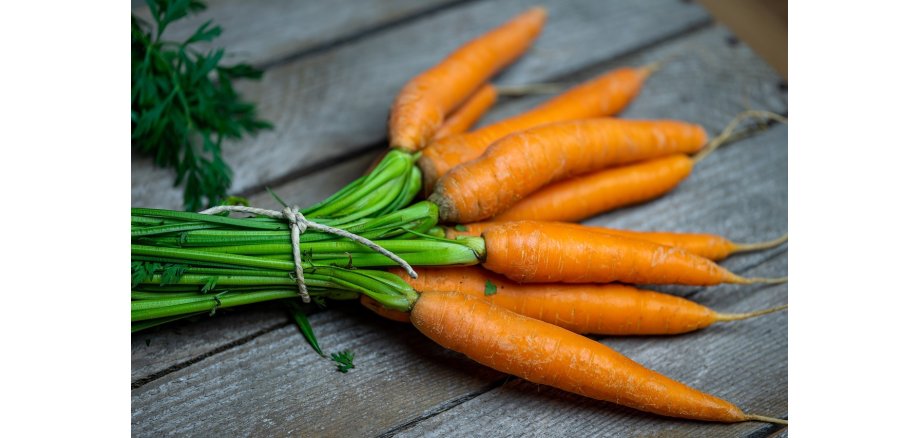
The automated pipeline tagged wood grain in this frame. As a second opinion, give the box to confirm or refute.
[132,0,710,210]
[131,0,467,67]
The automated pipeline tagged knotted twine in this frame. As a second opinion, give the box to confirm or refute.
[199,204,418,303]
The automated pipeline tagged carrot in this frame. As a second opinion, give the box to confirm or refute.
[410,290,786,423]
[494,154,694,221]
[360,294,411,323]
[430,118,708,223]
[396,267,786,335]
[432,84,498,141]
[418,64,656,192]
[445,221,788,261]
[388,7,547,152]
[479,221,785,285]
[489,111,788,222]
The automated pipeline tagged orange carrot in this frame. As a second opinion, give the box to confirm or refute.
[494,154,694,222]
[396,267,786,335]
[488,111,788,222]
[360,295,411,323]
[479,221,785,285]
[388,8,546,152]
[432,84,498,141]
[430,118,708,223]
[445,221,788,261]
[418,65,654,192]
[410,290,786,423]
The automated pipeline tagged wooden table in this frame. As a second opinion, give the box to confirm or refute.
[131,1,788,436]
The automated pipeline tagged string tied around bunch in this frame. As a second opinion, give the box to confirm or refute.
[199,204,417,303]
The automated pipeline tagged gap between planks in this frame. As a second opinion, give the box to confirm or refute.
[256,0,479,71]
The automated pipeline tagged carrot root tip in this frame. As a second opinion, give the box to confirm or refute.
[693,109,789,164]
[744,414,788,425]
[715,304,788,322]
[732,233,788,253]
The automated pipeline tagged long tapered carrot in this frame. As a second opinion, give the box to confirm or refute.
[411,291,786,423]
[432,83,498,141]
[430,118,708,223]
[480,221,785,285]
[444,221,788,261]
[388,8,547,152]
[395,267,786,334]
[418,65,655,192]
[494,154,694,222]
[488,111,788,222]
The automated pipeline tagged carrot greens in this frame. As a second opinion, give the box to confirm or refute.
[132,0,272,211]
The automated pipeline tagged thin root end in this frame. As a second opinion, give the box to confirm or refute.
[733,233,788,253]
[693,110,789,164]
[740,276,788,285]
[716,304,788,322]
[744,414,788,425]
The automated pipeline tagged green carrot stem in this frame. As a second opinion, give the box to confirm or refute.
[194,238,477,256]
[131,222,218,238]
[308,151,412,217]
[132,313,207,332]
[133,244,294,271]
[379,166,422,216]
[131,290,299,321]
[131,208,289,231]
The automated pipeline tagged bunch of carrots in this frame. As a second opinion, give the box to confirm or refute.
[131,6,787,427]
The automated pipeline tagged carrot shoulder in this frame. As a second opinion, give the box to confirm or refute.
[430,119,707,223]
[410,290,773,422]
[388,7,546,152]
[479,221,781,285]
[419,65,652,191]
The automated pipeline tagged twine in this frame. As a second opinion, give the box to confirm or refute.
[199,204,418,303]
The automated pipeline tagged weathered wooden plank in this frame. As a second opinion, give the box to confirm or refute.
[131,151,379,381]
[132,0,710,209]
[132,306,506,437]
[132,0,466,67]
[132,305,287,383]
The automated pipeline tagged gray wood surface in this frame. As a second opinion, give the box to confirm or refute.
[132,0,709,210]
[131,1,788,436]
[132,0,466,67]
